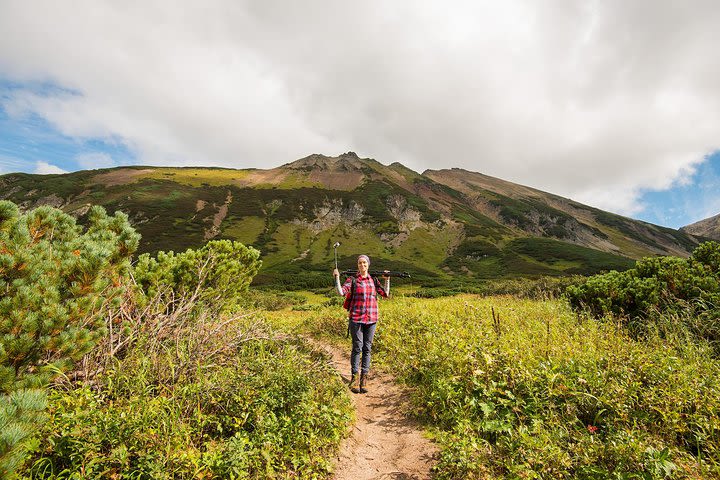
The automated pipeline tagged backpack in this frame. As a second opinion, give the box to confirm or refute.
[342,277,356,310]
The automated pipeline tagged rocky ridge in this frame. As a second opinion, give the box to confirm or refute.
[682,213,720,241]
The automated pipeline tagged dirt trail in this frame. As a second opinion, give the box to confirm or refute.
[310,339,439,480]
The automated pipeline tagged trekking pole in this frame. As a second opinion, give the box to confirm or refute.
[333,242,340,270]
[341,269,411,278]
[333,241,351,339]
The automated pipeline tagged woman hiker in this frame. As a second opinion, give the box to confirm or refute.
[333,254,390,394]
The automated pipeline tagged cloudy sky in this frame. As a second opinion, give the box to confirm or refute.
[1,0,719,228]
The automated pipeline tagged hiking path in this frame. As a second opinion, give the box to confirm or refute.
[309,338,439,480]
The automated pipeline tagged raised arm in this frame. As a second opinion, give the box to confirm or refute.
[379,271,390,297]
[333,268,347,296]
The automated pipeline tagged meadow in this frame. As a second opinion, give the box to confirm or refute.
[1,202,353,479]
[3,200,719,479]
[268,290,720,479]
[9,282,720,478]
[9,284,720,479]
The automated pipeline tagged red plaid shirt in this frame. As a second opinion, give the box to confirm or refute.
[342,274,387,324]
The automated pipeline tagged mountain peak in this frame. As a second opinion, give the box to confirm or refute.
[283,152,368,172]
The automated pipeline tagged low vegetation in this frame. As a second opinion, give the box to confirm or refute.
[26,309,350,478]
[3,199,720,479]
[283,291,720,479]
[384,297,719,478]
[567,241,720,348]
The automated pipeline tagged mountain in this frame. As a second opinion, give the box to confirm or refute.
[0,152,703,287]
[423,168,699,258]
[681,213,720,241]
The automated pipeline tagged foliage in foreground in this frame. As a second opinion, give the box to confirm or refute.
[2,200,350,479]
[295,295,720,479]
[386,297,720,478]
[25,322,351,479]
[0,201,139,477]
[566,241,720,346]
[19,257,350,479]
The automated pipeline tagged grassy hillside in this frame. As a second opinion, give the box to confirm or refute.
[0,153,702,287]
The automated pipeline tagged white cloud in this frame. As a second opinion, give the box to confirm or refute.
[75,152,116,170]
[1,0,719,216]
[34,161,67,175]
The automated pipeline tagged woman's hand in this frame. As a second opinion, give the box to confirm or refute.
[381,270,389,280]
[333,268,339,278]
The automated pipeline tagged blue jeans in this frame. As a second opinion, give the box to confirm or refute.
[350,321,376,375]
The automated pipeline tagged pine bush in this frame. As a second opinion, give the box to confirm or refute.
[0,201,139,476]
[566,241,720,344]
[134,239,261,310]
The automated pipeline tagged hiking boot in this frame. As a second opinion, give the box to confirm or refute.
[359,373,368,394]
[349,374,360,393]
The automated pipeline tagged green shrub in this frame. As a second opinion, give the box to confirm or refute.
[252,271,331,290]
[411,287,462,298]
[134,239,261,310]
[478,275,586,299]
[453,239,501,260]
[0,390,47,478]
[506,237,635,275]
[566,241,720,345]
[323,296,344,307]
[292,304,321,311]
[409,277,586,300]
[239,290,308,311]
[0,200,139,476]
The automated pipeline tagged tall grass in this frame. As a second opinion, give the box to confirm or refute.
[297,294,720,479]
[387,296,719,478]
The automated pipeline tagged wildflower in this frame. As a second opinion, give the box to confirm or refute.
[587,425,598,434]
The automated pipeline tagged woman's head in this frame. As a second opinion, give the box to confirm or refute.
[357,255,370,275]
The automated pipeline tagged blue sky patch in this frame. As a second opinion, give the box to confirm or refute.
[635,152,720,229]
[1,80,134,174]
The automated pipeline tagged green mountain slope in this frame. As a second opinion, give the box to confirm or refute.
[0,152,702,286]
